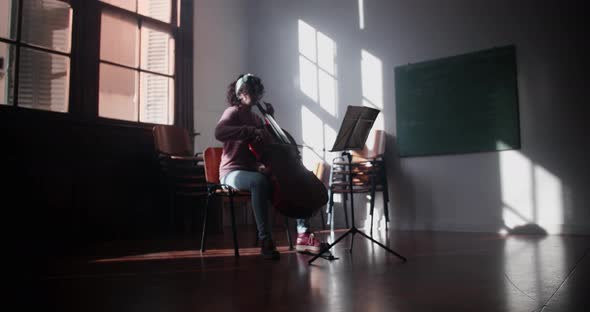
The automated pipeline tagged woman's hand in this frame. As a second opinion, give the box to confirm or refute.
[258,164,271,175]
[252,126,273,145]
[253,128,265,144]
[263,102,275,117]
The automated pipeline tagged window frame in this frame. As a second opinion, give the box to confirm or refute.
[0,0,73,110]
[0,0,186,129]
[98,0,178,125]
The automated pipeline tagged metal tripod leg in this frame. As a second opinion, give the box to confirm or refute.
[356,228,407,262]
[309,152,406,265]
[308,226,407,264]
[308,227,355,264]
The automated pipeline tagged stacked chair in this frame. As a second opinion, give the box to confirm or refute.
[153,125,207,233]
[326,130,390,232]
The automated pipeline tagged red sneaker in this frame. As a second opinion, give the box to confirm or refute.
[296,232,322,253]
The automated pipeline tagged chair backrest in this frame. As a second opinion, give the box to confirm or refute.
[352,129,386,159]
[313,161,326,184]
[152,125,206,198]
[203,147,223,184]
[153,125,193,156]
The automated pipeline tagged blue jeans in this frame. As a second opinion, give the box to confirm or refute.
[221,170,310,240]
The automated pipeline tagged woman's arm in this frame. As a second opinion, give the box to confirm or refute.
[215,108,260,142]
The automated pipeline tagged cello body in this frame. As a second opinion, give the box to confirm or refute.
[251,103,328,219]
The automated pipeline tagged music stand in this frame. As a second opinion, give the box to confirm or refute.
[308,106,407,264]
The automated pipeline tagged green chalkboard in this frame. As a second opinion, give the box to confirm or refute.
[395,46,520,157]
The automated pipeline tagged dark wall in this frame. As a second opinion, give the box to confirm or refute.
[1,106,171,254]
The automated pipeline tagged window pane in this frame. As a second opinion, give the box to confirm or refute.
[138,0,171,23]
[99,63,138,121]
[298,20,317,62]
[18,47,70,112]
[176,0,180,27]
[299,55,318,102]
[140,72,173,125]
[100,10,139,67]
[0,0,18,40]
[318,69,337,116]
[317,32,336,75]
[140,23,174,75]
[0,42,15,105]
[100,0,136,12]
[21,0,72,53]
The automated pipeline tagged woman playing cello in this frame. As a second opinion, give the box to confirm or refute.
[215,73,324,260]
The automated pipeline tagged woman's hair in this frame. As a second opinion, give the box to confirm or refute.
[226,74,265,107]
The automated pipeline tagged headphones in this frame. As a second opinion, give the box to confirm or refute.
[235,73,254,97]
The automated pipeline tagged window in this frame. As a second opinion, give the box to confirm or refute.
[1,0,184,127]
[0,0,72,112]
[98,0,176,125]
[297,20,338,117]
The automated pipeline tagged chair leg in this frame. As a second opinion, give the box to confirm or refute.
[370,181,377,234]
[382,189,389,226]
[320,206,326,231]
[254,229,259,246]
[327,190,334,225]
[229,197,240,257]
[284,217,293,250]
[253,211,259,246]
[169,191,176,233]
[200,195,211,252]
[381,163,390,224]
[328,190,335,232]
[369,194,376,234]
[343,193,349,228]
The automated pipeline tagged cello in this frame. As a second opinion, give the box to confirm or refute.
[248,102,328,219]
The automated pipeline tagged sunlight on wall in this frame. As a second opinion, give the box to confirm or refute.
[358,50,388,228]
[301,105,324,170]
[361,50,383,109]
[500,150,563,233]
[360,49,384,156]
[324,123,338,159]
[317,32,336,75]
[300,105,336,171]
[534,165,563,228]
[299,55,318,102]
[298,21,318,102]
[500,151,534,228]
[298,20,338,117]
[317,32,337,116]
[358,0,365,30]
[298,20,316,61]
[500,152,567,308]
[297,19,342,167]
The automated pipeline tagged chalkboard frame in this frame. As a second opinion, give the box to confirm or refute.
[394,45,520,157]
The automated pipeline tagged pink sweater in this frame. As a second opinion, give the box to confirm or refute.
[215,105,265,178]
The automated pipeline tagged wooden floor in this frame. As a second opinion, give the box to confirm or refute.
[39,227,589,312]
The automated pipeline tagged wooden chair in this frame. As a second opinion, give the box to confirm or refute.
[351,130,390,228]
[326,130,390,232]
[153,125,207,233]
[312,161,327,230]
[200,147,293,257]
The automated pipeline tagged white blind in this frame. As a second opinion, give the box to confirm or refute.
[18,0,71,112]
[141,0,173,124]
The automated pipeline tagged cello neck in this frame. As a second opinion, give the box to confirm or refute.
[256,102,291,144]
